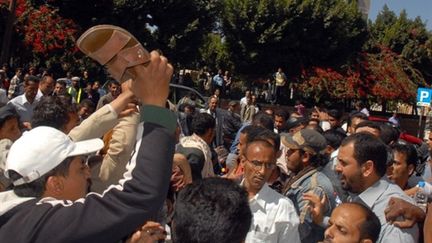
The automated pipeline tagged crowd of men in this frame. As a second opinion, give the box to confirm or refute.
[0,27,432,243]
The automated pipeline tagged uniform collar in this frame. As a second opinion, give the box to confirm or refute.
[358,178,389,208]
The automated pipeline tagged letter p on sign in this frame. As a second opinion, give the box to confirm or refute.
[420,91,429,101]
[417,88,432,107]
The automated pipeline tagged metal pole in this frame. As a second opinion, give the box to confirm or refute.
[0,0,18,65]
[418,106,424,138]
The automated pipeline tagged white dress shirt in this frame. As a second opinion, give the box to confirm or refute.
[245,183,301,243]
[240,97,247,106]
[8,94,38,122]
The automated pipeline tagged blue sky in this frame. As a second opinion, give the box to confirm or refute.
[369,0,432,30]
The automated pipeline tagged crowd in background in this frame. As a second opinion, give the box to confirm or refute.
[0,56,432,243]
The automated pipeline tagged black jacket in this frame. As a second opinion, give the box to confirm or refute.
[0,107,176,243]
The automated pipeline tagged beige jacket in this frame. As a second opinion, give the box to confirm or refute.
[69,104,139,193]
[92,112,139,193]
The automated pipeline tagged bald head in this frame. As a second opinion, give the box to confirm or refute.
[324,203,380,243]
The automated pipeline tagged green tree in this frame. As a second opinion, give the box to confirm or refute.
[108,0,220,68]
[30,0,219,69]
[220,0,368,77]
[198,33,233,71]
[32,0,113,30]
[367,5,432,82]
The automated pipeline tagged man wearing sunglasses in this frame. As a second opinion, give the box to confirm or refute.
[242,133,300,243]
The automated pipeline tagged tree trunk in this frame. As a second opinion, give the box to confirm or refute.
[0,0,17,65]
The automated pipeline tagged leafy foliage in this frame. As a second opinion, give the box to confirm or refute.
[219,0,368,76]
[108,0,220,67]
[0,0,431,104]
[198,33,234,71]
[366,5,432,83]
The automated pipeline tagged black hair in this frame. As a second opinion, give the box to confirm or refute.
[328,109,343,120]
[308,118,320,125]
[309,109,319,116]
[347,111,368,127]
[190,113,215,136]
[341,133,388,177]
[274,109,289,121]
[0,105,20,128]
[251,112,274,131]
[306,152,329,168]
[32,96,76,130]
[10,157,74,198]
[107,79,120,87]
[56,79,66,87]
[246,126,280,152]
[178,103,195,113]
[355,120,381,135]
[379,123,400,145]
[391,143,418,169]
[172,177,252,243]
[24,75,40,85]
[78,99,95,111]
[323,129,347,150]
[240,125,256,136]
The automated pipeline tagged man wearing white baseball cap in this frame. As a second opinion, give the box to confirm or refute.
[0,34,176,243]
[4,126,103,200]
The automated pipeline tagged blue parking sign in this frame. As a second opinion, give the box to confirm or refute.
[417,88,432,107]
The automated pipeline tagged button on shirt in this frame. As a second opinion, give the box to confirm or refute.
[245,183,301,243]
[8,94,38,123]
[355,178,419,243]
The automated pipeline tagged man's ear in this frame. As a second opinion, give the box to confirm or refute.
[239,154,247,165]
[45,176,64,196]
[348,126,354,135]
[325,145,333,154]
[362,160,374,177]
[408,164,416,176]
[301,152,310,164]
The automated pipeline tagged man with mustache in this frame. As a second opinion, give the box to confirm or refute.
[336,132,418,242]
[242,131,300,243]
[282,129,336,243]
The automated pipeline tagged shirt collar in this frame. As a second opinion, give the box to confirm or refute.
[358,178,389,207]
[330,149,339,159]
[240,179,272,210]
[36,89,43,100]
[249,183,272,211]
[20,94,31,105]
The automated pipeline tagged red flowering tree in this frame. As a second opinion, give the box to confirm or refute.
[21,5,78,54]
[298,67,361,102]
[1,0,80,71]
[363,47,426,101]
[297,46,426,103]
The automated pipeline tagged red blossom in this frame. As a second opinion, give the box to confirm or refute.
[15,2,79,56]
[297,46,425,102]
